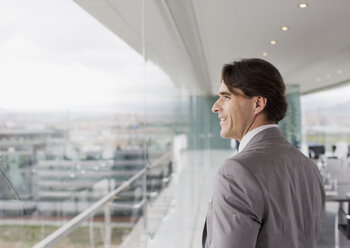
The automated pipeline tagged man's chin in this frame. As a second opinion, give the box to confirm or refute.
[220,130,230,139]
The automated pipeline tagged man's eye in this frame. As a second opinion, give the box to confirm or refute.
[224,96,231,99]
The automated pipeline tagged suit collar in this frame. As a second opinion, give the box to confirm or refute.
[239,124,279,153]
[240,127,285,152]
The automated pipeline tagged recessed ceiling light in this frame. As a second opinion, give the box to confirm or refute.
[270,40,277,45]
[326,74,331,78]
[299,3,308,8]
[337,69,343,74]
[262,52,268,57]
[281,26,289,31]
[316,77,321,82]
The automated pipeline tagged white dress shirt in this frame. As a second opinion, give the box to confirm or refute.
[238,124,279,153]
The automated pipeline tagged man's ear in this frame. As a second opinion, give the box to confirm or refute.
[254,96,267,115]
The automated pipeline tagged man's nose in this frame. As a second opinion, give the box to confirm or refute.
[212,99,221,113]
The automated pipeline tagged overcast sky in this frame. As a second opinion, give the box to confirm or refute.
[0,0,179,113]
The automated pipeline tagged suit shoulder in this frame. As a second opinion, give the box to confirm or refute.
[216,157,265,209]
[219,158,259,184]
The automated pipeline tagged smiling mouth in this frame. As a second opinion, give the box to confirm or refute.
[219,117,226,124]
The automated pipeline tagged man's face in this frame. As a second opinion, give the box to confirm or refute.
[212,82,256,140]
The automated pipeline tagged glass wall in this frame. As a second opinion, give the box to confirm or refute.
[0,0,186,247]
[301,84,350,156]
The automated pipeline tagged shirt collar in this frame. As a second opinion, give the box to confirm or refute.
[238,124,279,153]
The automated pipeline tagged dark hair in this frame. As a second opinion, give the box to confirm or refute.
[221,58,288,123]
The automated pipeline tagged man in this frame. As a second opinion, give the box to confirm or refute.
[202,58,325,248]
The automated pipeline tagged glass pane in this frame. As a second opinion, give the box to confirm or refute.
[0,0,146,247]
[301,84,350,153]
[54,178,144,248]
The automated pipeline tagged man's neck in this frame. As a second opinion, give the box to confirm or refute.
[240,119,276,142]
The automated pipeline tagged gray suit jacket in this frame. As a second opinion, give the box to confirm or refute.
[202,127,325,248]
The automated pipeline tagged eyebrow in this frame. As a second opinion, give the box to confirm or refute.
[218,91,232,96]
[219,88,245,97]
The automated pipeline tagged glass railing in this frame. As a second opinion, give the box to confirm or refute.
[8,151,172,248]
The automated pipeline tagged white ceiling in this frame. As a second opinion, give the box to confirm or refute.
[75,0,350,95]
